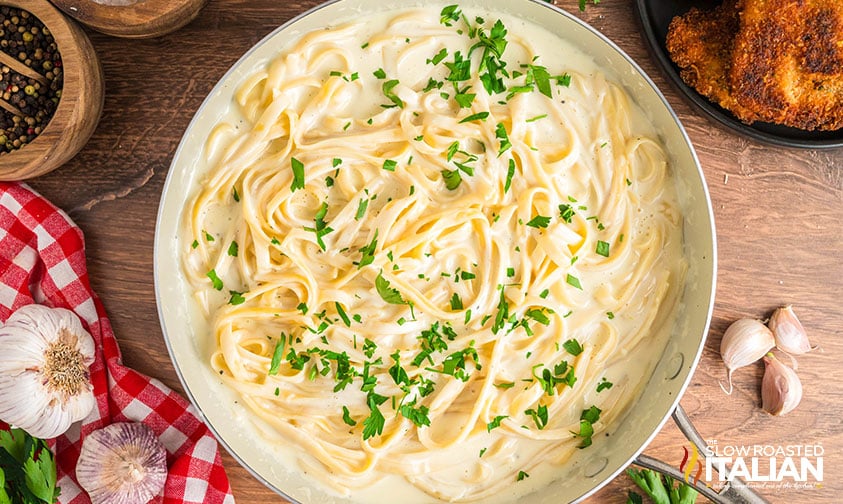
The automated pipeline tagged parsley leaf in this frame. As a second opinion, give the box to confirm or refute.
[0,428,60,504]
[375,271,407,305]
[597,377,614,393]
[362,393,388,440]
[357,230,379,269]
[268,334,287,375]
[206,269,223,290]
[526,215,551,228]
[487,415,508,432]
[563,338,583,356]
[382,79,404,109]
[341,406,357,426]
[398,401,431,427]
[290,157,305,191]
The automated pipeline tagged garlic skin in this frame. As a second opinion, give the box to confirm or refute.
[768,305,812,355]
[76,422,168,504]
[0,304,96,439]
[761,353,802,416]
[719,318,775,395]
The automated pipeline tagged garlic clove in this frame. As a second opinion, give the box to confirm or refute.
[768,305,813,355]
[76,422,168,504]
[0,304,96,439]
[719,318,775,395]
[761,353,802,416]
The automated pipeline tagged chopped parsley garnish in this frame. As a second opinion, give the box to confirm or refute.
[228,290,245,305]
[597,377,614,393]
[412,321,457,366]
[533,361,576,395]
[596,240,610,257]
[341,405,357,426]
[375,271,409,306]
[398,401,431,427]
[505,159,515,192]
[491,285,510,334]
[191,239,199,249]
[575,405,602,448]
[290,157,305,191]
[440,5,462,26]
[442,168,463,190]
[206,269,223,290]
[526,215,551,228]
[357,230,378,268]
[566,273,582,290]
[454,87,476,108]
[437,343,479,381]
[382,79,404,108]
[427,47,448,65]
[563,338,583,356]
[335,302,351,327]
[363,338,377,359]
[459,111,490,123]
[382,159,398,171]
[558,203,575,223]
[355,196,369,221]
[303,202,334,251]
[232,186,240,202]
[486,415,508,432]
[227,241,238,257]
[606,311,615,320]
[268,334,287,375]
[388,351,410,387]
[362,392,388,440]
[373,68,386,79]
[525,404,548,430]
[517,471,530,481]
[495,122,512,155]
[449,292,463,310]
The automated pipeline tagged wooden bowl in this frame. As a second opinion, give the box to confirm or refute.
[0,0,103,181]
[49,0,208,39]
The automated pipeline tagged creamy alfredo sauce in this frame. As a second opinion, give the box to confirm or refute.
[183,4,686,503]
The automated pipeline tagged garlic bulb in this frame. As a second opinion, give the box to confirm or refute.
[768,305,813,355]
[0,304,96,439]
[719,318,775,395]
[761,353,802,416]
[76,422,168,504]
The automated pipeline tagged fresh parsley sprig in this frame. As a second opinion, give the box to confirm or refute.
[0,428,60,504]
[626,467,699,504]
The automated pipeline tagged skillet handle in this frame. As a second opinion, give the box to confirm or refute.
[631,405,770,504]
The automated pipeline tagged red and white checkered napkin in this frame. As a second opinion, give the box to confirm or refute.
[0,182,235,504]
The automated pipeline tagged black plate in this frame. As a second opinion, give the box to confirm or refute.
[634,0,843,149]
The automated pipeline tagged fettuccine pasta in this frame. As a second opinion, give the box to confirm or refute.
[182,4,687,502]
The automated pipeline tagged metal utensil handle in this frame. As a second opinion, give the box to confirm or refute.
[632,405,770,504]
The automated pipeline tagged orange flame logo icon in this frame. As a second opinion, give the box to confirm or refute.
[679,445,704,485]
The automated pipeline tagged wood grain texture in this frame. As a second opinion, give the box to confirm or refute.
[0,0,104,180]
[49,0,210,39]
[25,0,843,502]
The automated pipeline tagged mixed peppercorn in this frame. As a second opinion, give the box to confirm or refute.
[0,6,62,154]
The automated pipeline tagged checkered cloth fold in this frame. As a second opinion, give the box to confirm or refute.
[0,182,235,504]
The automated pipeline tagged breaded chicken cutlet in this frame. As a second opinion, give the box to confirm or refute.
[731,0,843,131]
[666,0,760,123]
[666,0,843,131]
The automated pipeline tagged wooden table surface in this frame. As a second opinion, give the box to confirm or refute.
[26,0,842,502]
